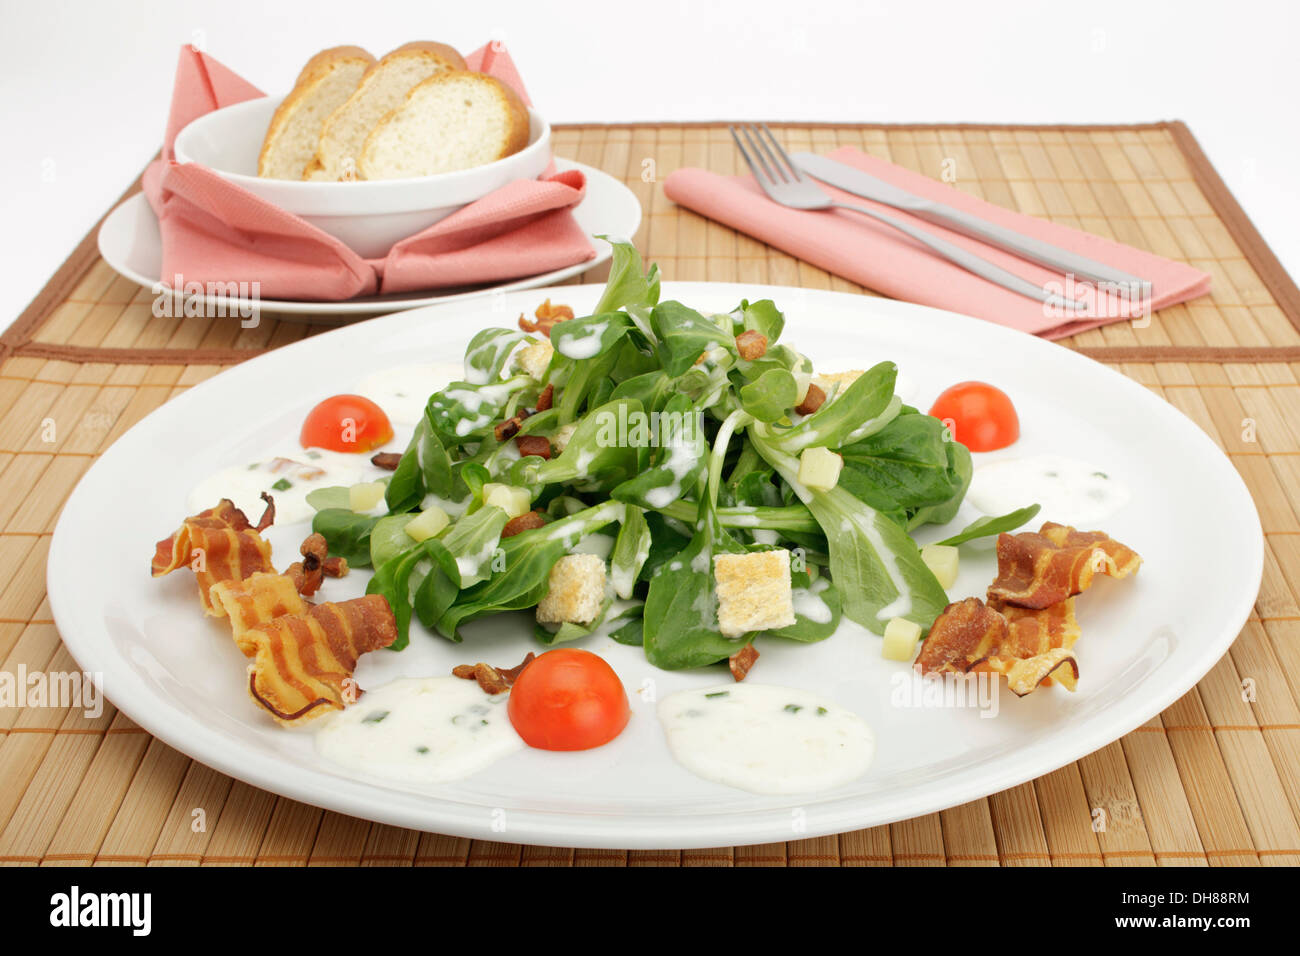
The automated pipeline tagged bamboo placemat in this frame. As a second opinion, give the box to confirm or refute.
[1,121,1298,867]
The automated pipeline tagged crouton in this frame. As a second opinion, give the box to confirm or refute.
[537,554,607,625]
[713,550,796,638]
[812,369,864,397]
[513,338,554,381]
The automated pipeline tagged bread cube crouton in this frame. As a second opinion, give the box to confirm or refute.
[812,369,864,397]
[713,550,797,638]
[513,338,554,381]
[536,554,607,625]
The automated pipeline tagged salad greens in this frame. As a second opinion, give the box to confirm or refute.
[311,242,1026,665]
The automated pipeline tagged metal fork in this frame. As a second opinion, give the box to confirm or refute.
[730,124,1087,311]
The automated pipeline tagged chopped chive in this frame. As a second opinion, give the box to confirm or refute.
[271,478,292,491]
[784,704,803,713]
[816,706,828,716]
[415,745,429,754]
[306,450,322,460]
[362,710,389,724]
[705,691,729,699]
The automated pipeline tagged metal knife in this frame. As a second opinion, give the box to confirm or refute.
[793,151,1151,293]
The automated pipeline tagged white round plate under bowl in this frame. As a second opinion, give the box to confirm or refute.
[48,283,1262,849]
[95,158,641,323]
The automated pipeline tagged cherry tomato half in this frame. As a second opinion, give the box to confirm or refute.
[928,381,1020,452]
[507,648,630,751]
[300,394,393,453]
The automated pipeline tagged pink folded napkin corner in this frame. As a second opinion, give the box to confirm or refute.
[142,43,595,302]
[663,149,1211,338]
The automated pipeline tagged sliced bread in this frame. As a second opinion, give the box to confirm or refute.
[302,41,466,181]
[257,45,374,180]
[357,71,530,181]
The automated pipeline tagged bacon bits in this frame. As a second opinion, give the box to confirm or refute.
[536,383,554,412]
[452,652,536,694]
[370,452,403,471]
[286,532,347,597]
[794,383,826,416]
[515,435,552,459]
[518,299,575,337]
[501,510,547,538]
[735,330,768,361]
[729,643,760,681]
[495,416,524,442]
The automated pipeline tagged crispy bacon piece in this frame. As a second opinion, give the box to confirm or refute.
[515,435,551,459]
[535,383,554,412]
[916,596,1080,697]
[209,572,307,656]
[285,532,347,597]
[452,652,536,694]
[988,522,1142,609]
[501,510,546,538]
[495,416,524,441]
[370,452,403,471]
[245,594,398,725]
[255,492,275,532]
[794,383,826,416]
[151,499,276,615]
[518,299,574,337]
[729,643,759,681]
[735,330,768,360]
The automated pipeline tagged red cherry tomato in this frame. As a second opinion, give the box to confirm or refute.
[300,394,393,453]
[928,381,1020,452]
[507,649,630,751]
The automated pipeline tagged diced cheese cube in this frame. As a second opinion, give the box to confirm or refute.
[349,481,386,512]
[536,553,607,625]
[404,506,450,542]
[513,338,554,381]
[713,550,796,638]
[921,543,960,589]
[798,446,843,491]
[552,422,578,453]
[881,617,922,661]
[483,483,531,518]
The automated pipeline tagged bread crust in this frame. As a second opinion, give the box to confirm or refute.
[301,41,467,180]
[257,45,374,178]
[358,71,531,180]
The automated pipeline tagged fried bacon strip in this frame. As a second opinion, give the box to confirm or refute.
[209,572,307,656]
[151,499,276,614]
[987,522,1142,610]
[916,596,1080,697]
[245,594,398,725]
[452,652,536,695]
[518,299,575,337]
[729,644,759,682]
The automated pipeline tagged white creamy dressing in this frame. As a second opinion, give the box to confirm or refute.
[315,677,522,785]
[354,362,463,427]
[791,576,833,624]
[187,448,385,526]
[555,321,608,359]
[657,683,875,794]
[969,454,1130,526]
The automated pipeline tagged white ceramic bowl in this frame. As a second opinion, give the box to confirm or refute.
[173,95,553,258]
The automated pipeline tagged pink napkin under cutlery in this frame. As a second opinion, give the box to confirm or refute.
[141,44,595,301]
[663,148,1211,338]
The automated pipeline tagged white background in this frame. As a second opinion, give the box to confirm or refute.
[2,0,1297,330]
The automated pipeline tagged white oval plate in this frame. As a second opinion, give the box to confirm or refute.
[48,283,1262,849]
[95,158,641,323]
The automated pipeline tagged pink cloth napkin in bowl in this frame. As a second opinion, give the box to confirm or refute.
[663,148,1211,338]
[140,44,595,301]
